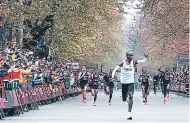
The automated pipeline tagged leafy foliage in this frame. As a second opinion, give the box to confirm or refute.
[140,0,189,68]
[17,0,125,69]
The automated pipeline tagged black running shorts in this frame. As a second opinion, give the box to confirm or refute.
[80,80,88,89]
[106,82,114,88]
[121,83,134,101]
[91,85,99,89]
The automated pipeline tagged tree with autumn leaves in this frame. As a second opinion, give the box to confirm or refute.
[1,0,188,70]
[16,0,125,69]
[139,0,189,68]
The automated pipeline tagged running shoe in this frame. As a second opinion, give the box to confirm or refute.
[93,102,96,106]
[145,98,147,105]
[143,98,145,103]
[145,95,148,102]
[164,98,167,104]
[108,101,111,105]
[127,117,132,120]
[84,99,86,103]
[167,95,171,100]
[145,97,148,104]
[83,98,86,103]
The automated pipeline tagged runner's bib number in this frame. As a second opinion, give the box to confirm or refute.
[124,68,132,71]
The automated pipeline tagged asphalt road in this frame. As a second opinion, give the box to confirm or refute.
[3,90,189,123]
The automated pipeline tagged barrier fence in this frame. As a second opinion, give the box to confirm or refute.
[116,82,188,95]
[0,78,84,119]
[0,77,188,119]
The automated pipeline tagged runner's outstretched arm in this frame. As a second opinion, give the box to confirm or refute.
[112,61,124,78]
[77,72,82,80]
[158,66,165,73]
[137,53,148,63]
[137,58,147,63]
[112,65,120,79]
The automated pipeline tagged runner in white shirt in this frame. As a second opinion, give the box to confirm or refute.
[112,52,148,120]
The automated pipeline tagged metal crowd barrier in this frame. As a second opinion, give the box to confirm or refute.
[115,82,189,97]
[169,83,189,97]
[0,85,82,119]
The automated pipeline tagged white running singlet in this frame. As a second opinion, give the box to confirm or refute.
[120,60,135,84]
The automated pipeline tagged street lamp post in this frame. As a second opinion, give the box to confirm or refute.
[101,64,103,73]
[0,17,13,51]
[0,16,4,28]
[0,16,5,51]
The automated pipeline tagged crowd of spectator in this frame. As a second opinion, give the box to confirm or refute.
[0,44,78,100]
[169,65,189,95]
[150,65,189,95]
[135,65,189,96]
